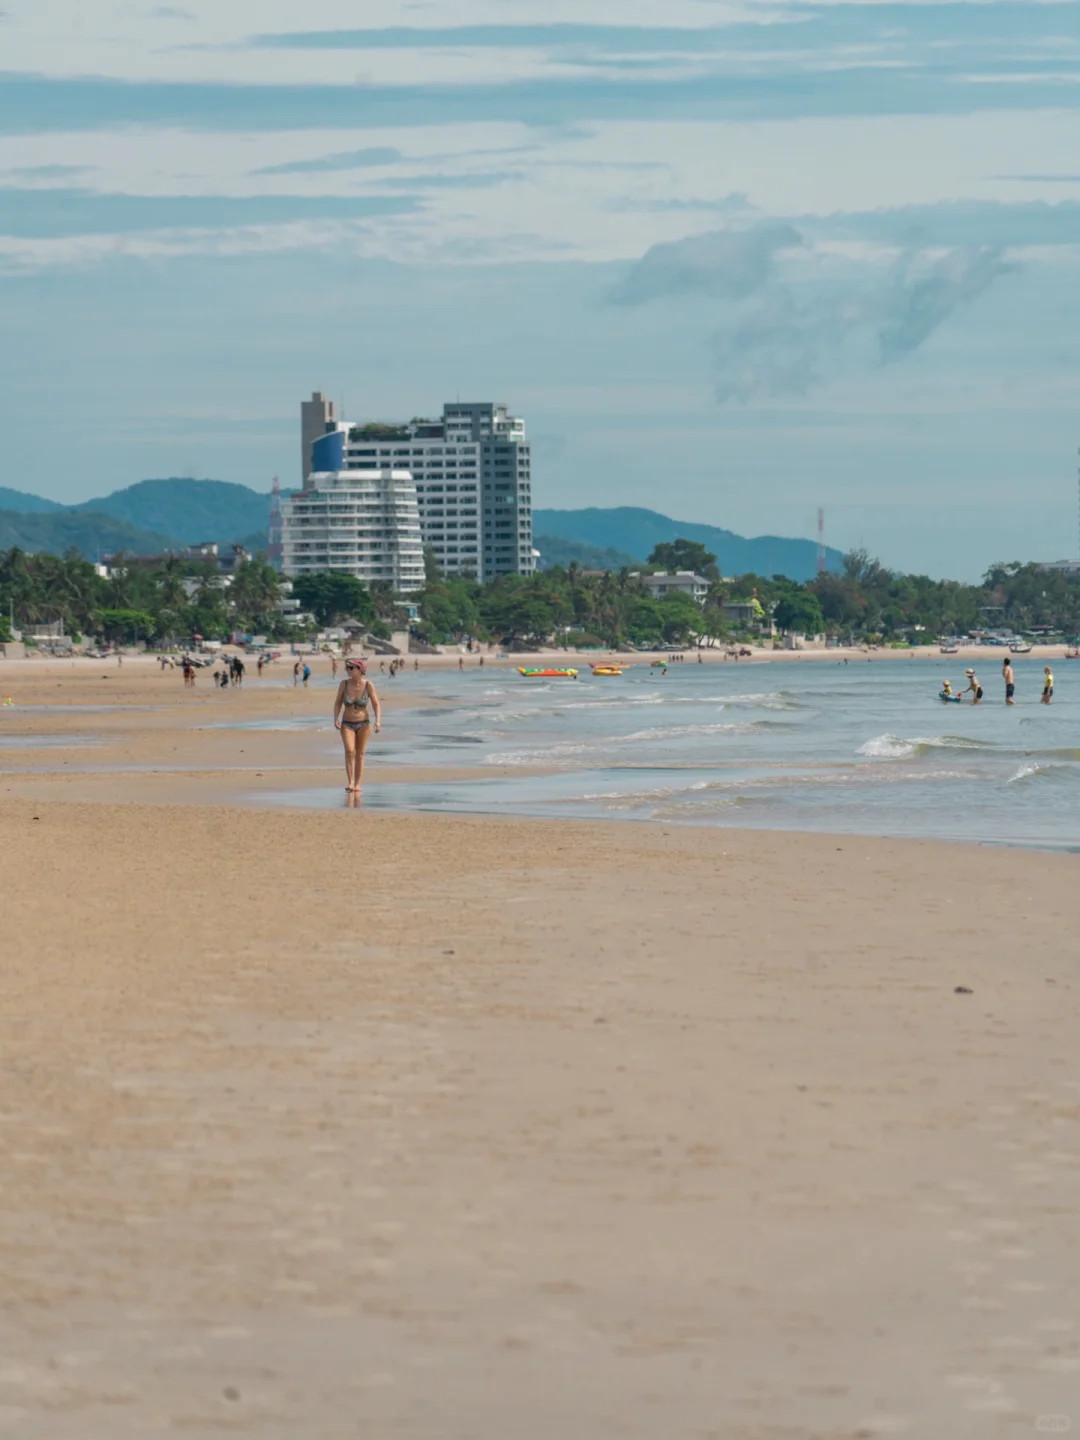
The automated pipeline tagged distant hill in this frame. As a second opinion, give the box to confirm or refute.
[0,477,272,558]
[0,486,65,514]
[75,479,271,545]
[533,507,843,580]
[0,508,178,557]
[534,534,642,571]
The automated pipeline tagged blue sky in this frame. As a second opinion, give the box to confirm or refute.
[1,1,1079,577]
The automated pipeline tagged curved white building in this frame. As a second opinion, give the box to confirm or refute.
[281,468,424,594]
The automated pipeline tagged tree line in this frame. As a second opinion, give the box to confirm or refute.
[3,539,1080,649]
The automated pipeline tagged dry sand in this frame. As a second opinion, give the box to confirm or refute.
[1,663,1078,1438]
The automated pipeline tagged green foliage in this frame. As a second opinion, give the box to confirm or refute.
[97,608,157,642]
[228,559,282,633]
[291,572,375,628]
[419,575,483,640]
[9,543,1080,656]
[0,507,177,557]
[774,592,826,635]
[535,534,642,571]
[646,538,717,576]
[0,548,291,646]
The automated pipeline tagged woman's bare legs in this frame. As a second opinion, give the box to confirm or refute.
[353,722,373,787]
[341,725,357,790]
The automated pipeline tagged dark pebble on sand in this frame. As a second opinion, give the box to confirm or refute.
[954,986,973,994]
[223,1387,240,1402]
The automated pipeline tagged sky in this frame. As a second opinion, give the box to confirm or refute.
[1,1,1079,578]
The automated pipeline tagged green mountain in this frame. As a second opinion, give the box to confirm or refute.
[0,508,178,557]
[533,507,843,581]
[75,478,270,544]
[0,486,65,514]
[534,534,642,571]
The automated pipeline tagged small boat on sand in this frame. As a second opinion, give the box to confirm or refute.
[1009,642,1033,654]
[518,667,578,678]
[939,645,959,654]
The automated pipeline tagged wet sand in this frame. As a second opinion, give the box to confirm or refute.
[1,662,1078,1437]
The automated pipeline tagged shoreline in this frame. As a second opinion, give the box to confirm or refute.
[2,639,1071,675]
[1,657,1073,851]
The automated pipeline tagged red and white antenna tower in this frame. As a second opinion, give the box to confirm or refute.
[816,506,827,575]
[269,476,283,571]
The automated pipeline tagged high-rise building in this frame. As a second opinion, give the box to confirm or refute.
[301,392,337,484]
[280,461,424,594]
[302,400,534,582]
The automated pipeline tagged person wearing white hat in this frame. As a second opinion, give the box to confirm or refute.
[959,668,983,704]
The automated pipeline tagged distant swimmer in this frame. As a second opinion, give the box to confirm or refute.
[1042,666,1054,704]
[1003,657,1015,705]
[960,668,983,704]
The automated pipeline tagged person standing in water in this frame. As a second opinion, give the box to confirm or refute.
[1003,657,1015,705]
[960,668,983,704]
[1042,666,1054,704]
[333,657,381,792]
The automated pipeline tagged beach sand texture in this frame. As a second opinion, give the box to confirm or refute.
[1,663,1078,1436]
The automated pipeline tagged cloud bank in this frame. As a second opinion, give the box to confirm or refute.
[617,225,1017,401]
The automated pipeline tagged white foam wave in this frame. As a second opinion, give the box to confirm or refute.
[621,722,764,742]
[858,734,919,759]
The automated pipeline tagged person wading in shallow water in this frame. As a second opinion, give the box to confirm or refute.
[333,658,381,793]
[1003,657,1015,705]
[960,668,983,704]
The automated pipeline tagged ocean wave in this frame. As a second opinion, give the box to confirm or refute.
[858,732,996,759]
[857,733,921,759]
[484,742,595,766]
[621,720,790,742]
[1004,760,1080,784]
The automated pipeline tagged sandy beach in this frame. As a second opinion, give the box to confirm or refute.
[1,661,1078,1437]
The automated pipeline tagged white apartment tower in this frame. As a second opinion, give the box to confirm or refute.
[302,400,534,582]
[280,468,424,594]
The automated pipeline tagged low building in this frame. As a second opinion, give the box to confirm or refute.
[722,599,774,635]
[281,468,425,594]
[630,570,711,604]
[183,542,250,574]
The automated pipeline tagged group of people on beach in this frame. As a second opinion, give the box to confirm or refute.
[941,661,1054,705]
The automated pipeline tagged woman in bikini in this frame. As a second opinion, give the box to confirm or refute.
[333,658,381,792]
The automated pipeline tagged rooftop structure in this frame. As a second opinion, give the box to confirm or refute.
[301,392,337,484]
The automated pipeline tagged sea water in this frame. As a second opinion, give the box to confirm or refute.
[265,657,1080,849]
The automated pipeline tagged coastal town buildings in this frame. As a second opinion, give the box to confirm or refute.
[631,570,711,605]
[301,398,534,583]
[280,467,425,594]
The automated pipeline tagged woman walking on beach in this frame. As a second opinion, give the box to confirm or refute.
[333,658,381,792]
